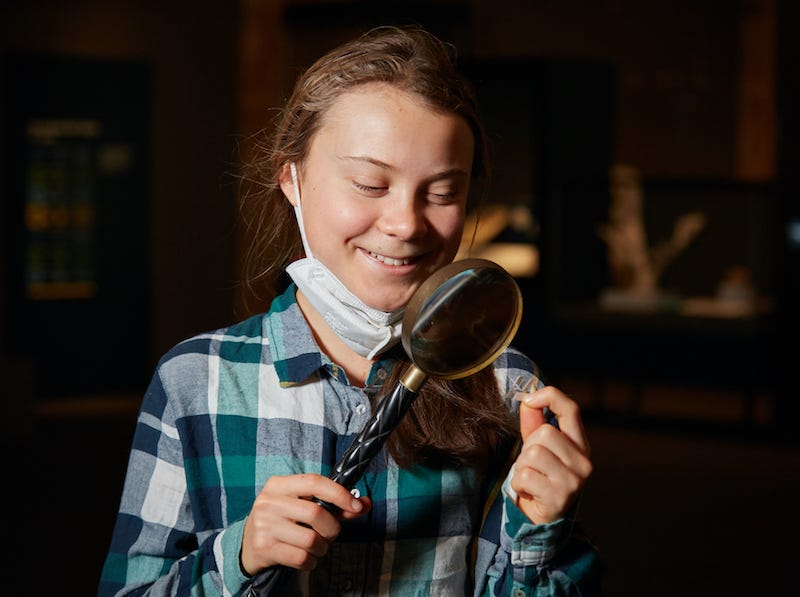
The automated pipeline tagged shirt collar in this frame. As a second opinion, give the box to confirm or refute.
[266,284,405,389]
[265,284,327,387]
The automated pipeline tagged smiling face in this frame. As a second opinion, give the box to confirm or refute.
[281,83,475,312]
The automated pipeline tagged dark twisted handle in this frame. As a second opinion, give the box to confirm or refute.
[313,365,426,511]
[248,365,428,595]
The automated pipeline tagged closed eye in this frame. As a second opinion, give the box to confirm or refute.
[428,188,463,205]
[354,182,386,194]
[431,191,457,202]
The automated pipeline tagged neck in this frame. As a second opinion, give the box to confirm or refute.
[296,289,373,387]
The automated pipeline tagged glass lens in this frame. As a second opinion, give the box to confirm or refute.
[404,261,522,378]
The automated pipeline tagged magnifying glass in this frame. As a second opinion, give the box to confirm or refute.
[325,257,522,495]
[250,258,522,594]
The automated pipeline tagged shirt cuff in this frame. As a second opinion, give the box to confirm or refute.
[219,518,253,590]
[502,467,571,567]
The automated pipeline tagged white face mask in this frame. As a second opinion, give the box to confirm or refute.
[285,163,405,360]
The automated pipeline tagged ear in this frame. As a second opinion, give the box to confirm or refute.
[278,162,299,206]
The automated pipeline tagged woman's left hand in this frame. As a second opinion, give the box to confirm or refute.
[511,385,593,525]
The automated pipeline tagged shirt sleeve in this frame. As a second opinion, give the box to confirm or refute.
[472,349,604,597]
[473,466,603,597]
[97,360,252,596]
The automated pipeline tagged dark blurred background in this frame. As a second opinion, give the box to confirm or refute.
[2,1,798,595]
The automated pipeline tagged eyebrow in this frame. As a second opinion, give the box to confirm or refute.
[339,155,470,180]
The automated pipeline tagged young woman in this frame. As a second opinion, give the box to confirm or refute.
[99,25,601,596]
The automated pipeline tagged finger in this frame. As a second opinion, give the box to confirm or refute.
[255,476,350,542]
[307,487,365,517]
[270,514,331,558]
[338,497,372,520]
[512,381,546,440]
[515,434,592,479]
[517,386,591,455]
[242,495,330,572]
[512,442,564,488]
[267,474,365,516]
[519,401,545,441]
[512,465,582,525]
[511,443,588,525]
[269,537,325,571]
[250,490,337,543]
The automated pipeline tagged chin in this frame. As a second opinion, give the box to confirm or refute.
[369,299,408,313]
[355,271,435,312]
[361,289,414,313]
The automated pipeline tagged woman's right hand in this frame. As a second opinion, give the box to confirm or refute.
[240,473,371,575]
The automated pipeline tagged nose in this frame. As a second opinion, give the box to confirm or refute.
[377,194,427,240]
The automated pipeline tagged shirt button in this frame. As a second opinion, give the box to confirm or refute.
[376,368,387,380]
[355,403,367,415]
[513,589,526,597]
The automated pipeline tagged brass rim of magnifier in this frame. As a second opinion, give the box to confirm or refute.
[401,258,523,381]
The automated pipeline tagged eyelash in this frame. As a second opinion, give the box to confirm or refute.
[354,182,458,203]
[354,182,384,193]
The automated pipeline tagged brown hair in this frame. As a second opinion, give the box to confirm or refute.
[385,359,517,469]
[241,25,514,468]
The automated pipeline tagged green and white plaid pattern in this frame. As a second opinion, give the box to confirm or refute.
[99,284,601,596]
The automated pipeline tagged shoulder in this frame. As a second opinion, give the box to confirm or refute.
[151,286,299,386]
[141,313,269,417]
[155,313,269,378]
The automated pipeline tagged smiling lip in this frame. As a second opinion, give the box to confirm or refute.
[368,251,414,266]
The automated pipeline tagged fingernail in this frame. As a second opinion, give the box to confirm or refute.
[512,392,536,405]
[351,499,363,511]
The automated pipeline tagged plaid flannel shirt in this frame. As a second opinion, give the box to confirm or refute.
[99,284,601,596]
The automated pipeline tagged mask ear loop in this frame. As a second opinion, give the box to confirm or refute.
[290,162,314,259]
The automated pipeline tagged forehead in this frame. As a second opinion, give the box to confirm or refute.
[312,82,474,167]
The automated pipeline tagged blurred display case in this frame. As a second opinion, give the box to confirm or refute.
[521,179,778,421]
[3,53,152,397]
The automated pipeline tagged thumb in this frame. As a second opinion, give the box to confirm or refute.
[519,401,546,441]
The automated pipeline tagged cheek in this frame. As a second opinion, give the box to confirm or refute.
[334,204,375,234]
[308,201,373,245]
[305,184,356,225]
[433,210,466,246]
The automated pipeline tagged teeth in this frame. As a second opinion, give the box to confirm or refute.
[370,252,410,266]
